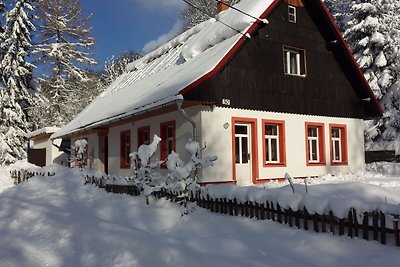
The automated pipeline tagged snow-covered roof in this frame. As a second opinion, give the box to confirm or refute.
[27,127,60,139]
[52,0,275,139]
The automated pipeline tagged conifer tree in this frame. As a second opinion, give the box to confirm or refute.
[325,0,400,150]
[181,0,239,30]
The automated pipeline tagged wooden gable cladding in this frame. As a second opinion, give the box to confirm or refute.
[285,0,305,7]
[183,0,372,119]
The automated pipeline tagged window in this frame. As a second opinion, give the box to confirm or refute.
[137,126,150,148]
[305,122,325,165]
[120,130,131,168]
[330,124,348,165]
[283,46,306,76]
[262,120,286,167]
[160,121,176,161]
[288,6,296,23]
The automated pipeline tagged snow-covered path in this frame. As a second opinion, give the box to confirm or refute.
[0,166,399,267]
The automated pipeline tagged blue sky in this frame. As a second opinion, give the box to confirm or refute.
[80,0,186,69]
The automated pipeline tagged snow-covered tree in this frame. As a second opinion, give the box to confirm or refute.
[33,0,96,126]
[0,0,36,115]
[181,0,240,30]
[103,50,141,86]
[325,0,400,150]
[0,89,29,165]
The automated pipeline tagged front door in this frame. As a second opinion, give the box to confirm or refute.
[235,123,252,185]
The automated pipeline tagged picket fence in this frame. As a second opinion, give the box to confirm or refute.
[10,170,400,247]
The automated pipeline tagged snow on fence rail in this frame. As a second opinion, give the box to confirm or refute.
[9,168,400,247]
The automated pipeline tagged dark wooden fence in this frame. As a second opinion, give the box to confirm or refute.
[11,171,400,247]
[10,170,55,185]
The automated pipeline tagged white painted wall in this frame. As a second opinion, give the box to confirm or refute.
[106,105,202,177]
[30,137,65,166]
[199,106,365,184]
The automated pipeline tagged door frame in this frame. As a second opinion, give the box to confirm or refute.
[231,117,259,184]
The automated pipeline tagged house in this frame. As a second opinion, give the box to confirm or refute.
[52,0,382,186]
[27,127,67,167]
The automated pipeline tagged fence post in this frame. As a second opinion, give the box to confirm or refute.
[339,218,345,236]
[303,207,309,231]
[288,208,293,227]
[266,201,271,220]
[373,211,379,241]
[348,210,353,238]
[313,213,319,233]
[363,212,369,240]
[380,212,386,245]
[277,204,282,223]
[320,214,326,233]
[329,211,335,234]
[394,216,400,246]
[353,209,359,238]
[260,203,266,220]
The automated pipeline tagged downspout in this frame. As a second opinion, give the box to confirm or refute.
[176,98,197,142]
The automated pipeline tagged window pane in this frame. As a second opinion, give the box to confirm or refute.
[266,124,277,136]
[289,52,298,74]
[265,139,270,162]
[167,126,174,138]
[235,125,247,135]
[143,131,150,144]
[271,138,278,161]
[311,140,318,161]
[235,137,240,164]
[167,140,173,154]
[242,137,248,164]
[308,127,317,137]
[334,140,340,161]
[332,128,340,138]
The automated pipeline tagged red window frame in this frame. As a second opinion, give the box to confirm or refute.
[329,124,348,166]
[305,122,326,166]
[160,121,176,161]
[120,130,131,169]
[137,126,150,149]
[262,119,286,167]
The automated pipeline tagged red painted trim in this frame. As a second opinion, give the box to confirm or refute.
[262,119,286,167]
[199,180,237,186]
[137,126,150,149]
[305,122,326,166]
[120,130,131,169]
[231,117,259,184]
[160,120,176,162]
[315,0,383,115]
[329,123,348,166]
[179,0,281,95]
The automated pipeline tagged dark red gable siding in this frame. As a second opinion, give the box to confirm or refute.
[182,0,381,119]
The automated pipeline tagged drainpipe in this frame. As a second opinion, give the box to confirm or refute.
[176,98,197,142]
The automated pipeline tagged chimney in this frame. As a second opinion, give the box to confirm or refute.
[217,0,229,13]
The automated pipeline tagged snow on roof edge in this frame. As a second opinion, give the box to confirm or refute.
[27,127,61,139]
[51,95,183,140]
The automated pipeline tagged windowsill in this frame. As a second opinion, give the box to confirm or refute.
[331,161,348,166]
[264,162,286,167]
[306,161,326,166]
[284,73,306,78]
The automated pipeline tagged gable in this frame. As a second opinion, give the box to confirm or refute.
[183,0,381,119]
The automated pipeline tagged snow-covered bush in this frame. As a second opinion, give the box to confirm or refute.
[71,139,88,168]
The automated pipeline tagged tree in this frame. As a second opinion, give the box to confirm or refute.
[325,0,400,150]
[0,0,36,113]
[181,0,240,30]
[0,89,29,164]
[103,50,141,86]
[33,0,96,126]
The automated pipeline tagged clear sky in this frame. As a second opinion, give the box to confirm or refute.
[80,0,186,69]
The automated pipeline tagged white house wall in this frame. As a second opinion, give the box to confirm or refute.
[199,106,365,184]
[106,105,202,177]
[31,138,64,166]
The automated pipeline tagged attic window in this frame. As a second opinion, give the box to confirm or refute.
[283,46,306,76]
[288,6,296,23]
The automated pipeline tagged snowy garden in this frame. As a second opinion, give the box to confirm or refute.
[1,160,400,266]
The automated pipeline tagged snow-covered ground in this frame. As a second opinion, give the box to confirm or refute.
[0,163,399,266]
